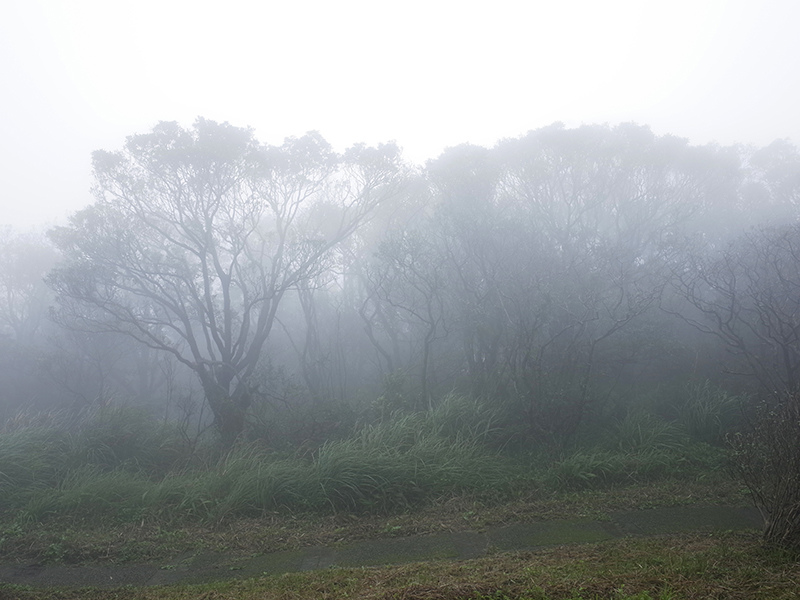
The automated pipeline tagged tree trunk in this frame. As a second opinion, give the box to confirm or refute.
[200,371,251,446]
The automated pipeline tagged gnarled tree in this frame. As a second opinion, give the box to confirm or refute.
[48,119,405,443]
[675,223,800,395]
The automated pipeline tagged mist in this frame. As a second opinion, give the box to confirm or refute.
[2,120,798,434]
[3,2,800,587]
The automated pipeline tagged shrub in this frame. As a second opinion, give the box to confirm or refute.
[728,394,800,550]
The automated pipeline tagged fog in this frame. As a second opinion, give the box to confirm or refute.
[3,1,800,229]
[7,4,800,574]
[2,121,799,446]
[2,0,800,452]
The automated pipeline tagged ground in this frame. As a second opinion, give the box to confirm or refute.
[0,479,769,594]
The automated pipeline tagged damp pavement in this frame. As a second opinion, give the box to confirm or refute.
[0,505,762,589]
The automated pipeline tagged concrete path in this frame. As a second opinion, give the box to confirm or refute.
[0,505,762,589]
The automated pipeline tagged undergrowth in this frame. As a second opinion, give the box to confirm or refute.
[0,393,732,526]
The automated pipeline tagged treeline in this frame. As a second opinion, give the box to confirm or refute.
[2,121,800,448]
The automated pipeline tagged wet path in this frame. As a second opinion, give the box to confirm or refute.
[0,505,762,588]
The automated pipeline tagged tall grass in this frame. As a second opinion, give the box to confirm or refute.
[5,397,514,523]
[676,381,744,444]
[208,406,513,518]
[612,411,689,453]
[0,427,71,493]
[1,394,732,525]
[546,447,716,491]
[548,410,726,491]
[22,466,155,522]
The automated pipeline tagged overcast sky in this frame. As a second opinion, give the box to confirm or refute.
[2,0,799,229]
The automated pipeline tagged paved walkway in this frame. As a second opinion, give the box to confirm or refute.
[0,505,762,589]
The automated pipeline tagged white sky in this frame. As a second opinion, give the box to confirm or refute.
[2,0,799,229]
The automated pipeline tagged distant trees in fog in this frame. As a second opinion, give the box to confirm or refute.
[1,120,799,444]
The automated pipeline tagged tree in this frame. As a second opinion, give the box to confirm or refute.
[0,227,58,343]
[729,392,800,550]
[367,229,449,409]
[425,143,505,400]
[489,124,705,436]
[48,119,406,443]
[674,223,800,395]
[740,139,800,226]
[0,228,62,422]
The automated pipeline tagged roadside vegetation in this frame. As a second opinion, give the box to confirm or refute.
[0,384,743,563]
[0,390,734,527]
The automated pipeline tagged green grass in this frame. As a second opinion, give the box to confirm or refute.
[675,380,745,445]
[0,398,736,528]
[1,531,797,599]
[0,475,749,566]
[4,402,518,525]
[0,392,777,598]
[546,444,724,492]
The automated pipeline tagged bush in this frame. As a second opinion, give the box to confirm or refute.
[729,394,800,550]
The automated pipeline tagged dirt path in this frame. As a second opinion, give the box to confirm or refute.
[0,505,762,589]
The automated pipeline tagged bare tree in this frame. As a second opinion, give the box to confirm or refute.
[48,119,406,443]
[674,224,800,394]
[729,393,800,550]
[740,139,800,226]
